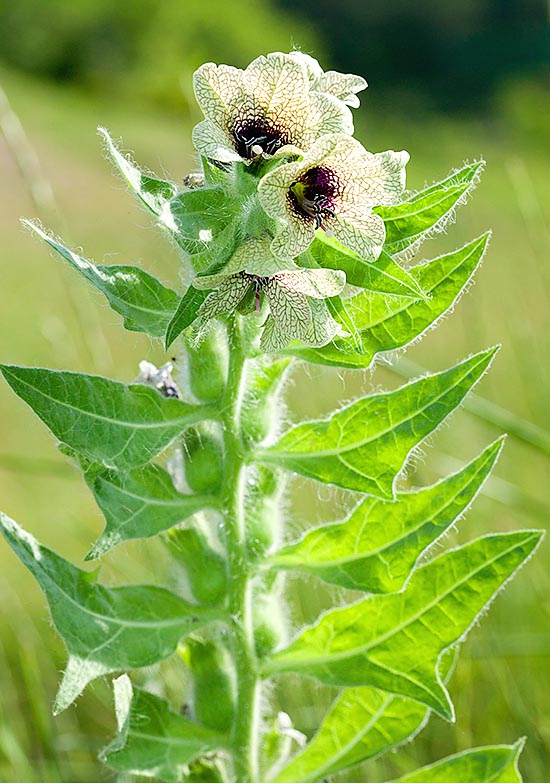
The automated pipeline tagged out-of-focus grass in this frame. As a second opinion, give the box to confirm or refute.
[0,66,548,781]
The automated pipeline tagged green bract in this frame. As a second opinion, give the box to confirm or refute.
[0,49,541,783]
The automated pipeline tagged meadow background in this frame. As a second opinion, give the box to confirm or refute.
[0,1,548,781]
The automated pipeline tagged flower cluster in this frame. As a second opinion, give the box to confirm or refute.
[189,51,409,352]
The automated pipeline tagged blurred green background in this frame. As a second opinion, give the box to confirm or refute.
[0,1,548,781]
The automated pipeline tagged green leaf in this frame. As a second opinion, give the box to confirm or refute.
[384,739,525,783]
[25,221,179,338]
[99,127,178,216]
[302,235,426,298]
[259,349,497,497]
[375,161,484,255]
[102,675,225,782]
[166,188,240,270]
[0,514,211,713]
[264,530,542,719]
[165,287,210,348]
[271,687,428,783]
[272,652,456,783]
[269,438,504,592]
[286,234,490,368]
[0,364,205,470]
[84,463,214,560]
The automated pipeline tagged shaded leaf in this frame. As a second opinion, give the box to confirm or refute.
[286,234,489,368]
[375,161,484,255]
[165,287,209,348]
[302,235,426,298]
[102,675,225,782]
[84,463,214,560]
[25,222,179,338]
[0,364,205,470]
[384,739,525,783]
[269,438,504,592]
[99,127,178,216]
[264,530,542,720]
[259,349,497,497]
[0,515,211,714]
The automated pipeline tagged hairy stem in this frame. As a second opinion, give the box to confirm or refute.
[221,316,261,782]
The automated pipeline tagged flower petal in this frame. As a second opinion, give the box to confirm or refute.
[271,220,316,261]
[192,119,241,163]
[264,278,312,341]
[197,275,250,318]
[316,70,368,106]
[275,268,346,298]
[302,298,341,346]
[327,210,386,261]
[260,315,290,353]
[193,62,243,130]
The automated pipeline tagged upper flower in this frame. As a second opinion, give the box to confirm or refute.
[258,133,409,261]
[192,237,345,352]
[192,52,354,164]
[288,52,368,108]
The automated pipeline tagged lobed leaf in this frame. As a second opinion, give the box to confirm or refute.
[269,438,504,592]
[259,349,497,497]
[84,463,214,560]
[264,530,543,719]
[384,739,525,783]
[0,364,207,470]
[102,675,225,782]
[270,686,428,783]
[286,234,489,368]
[25,221,179,338]
[375,161,484,255]
[99,127,178,216]
[301,235,426,298]
[0,514,212,714]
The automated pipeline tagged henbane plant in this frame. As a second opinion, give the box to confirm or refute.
[0,51,543,782]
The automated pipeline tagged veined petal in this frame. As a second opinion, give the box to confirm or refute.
[303,298,341,346]
[271,219,317,261]
[197,274,251,317]
[192,119,241,163]
[315,70,368,107]
[326,210,386,260]
[243,53,310,134]
[193,62,243,130]
[275,268,346,298]
[264,278,312,340]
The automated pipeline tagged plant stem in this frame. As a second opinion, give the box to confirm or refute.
[221,315,261,782]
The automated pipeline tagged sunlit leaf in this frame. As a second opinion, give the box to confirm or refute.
[302,234,426,298]
[259,349,496,497]
[269,438,504,592]
[99,127,178,215]
[271,687,428,783]
[286,234,490,368]
[25,221,179,338]
[165,287,209,348]
[264,531,542,719]
[102,675,225,782]
[84,463,214,560]
[375,161,484,255]
[0,515,212,714]
[384,739,525,783]
[0,364,205,470]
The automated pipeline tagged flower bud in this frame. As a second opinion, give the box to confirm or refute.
[183,423,224,494]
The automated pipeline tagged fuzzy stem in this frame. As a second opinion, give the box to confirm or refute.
[221,315,261,782]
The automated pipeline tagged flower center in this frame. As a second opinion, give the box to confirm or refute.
[289,166,339,230]
[232,118,288,159]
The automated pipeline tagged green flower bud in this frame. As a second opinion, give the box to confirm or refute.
[166,526,227,605]
[183,423,224,494]
[253,584,287,656]
[184,323,228,402]
[187,637,235,733]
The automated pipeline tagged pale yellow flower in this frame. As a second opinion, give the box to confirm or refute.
[193,237,345,352]
[192,52,354,164]
[258,133,409,261]
[288,52,367,108]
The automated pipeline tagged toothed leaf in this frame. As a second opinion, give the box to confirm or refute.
[0,365,202,470]
[270,439,504,592]
[264,531,542,720]
[259,350,496,497]
[0,515,210,713]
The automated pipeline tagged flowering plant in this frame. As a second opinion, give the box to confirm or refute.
[0,51,541,783]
